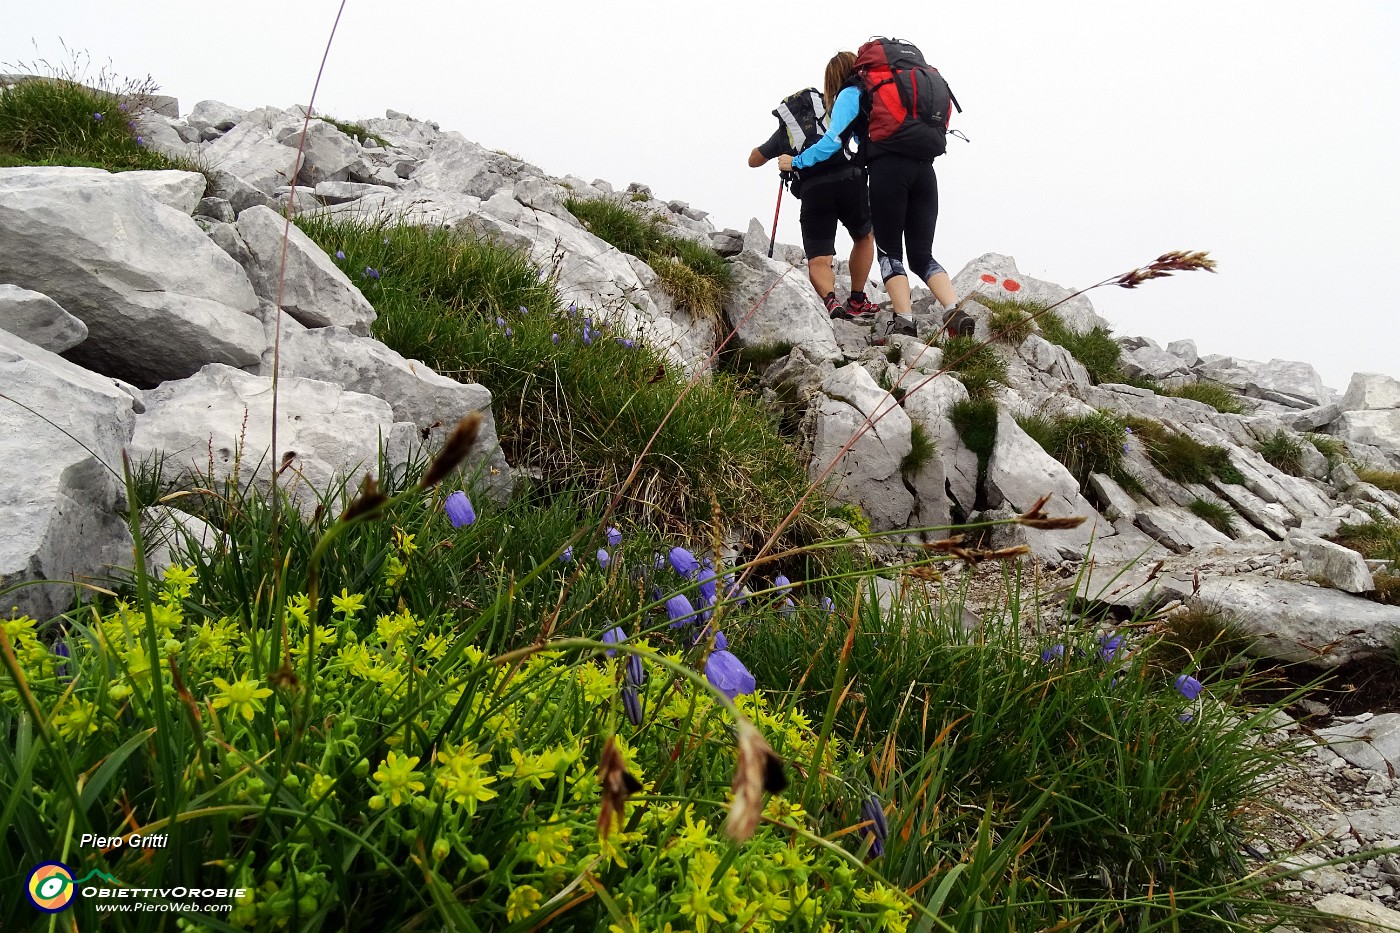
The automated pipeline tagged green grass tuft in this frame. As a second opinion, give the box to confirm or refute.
[1336,512,1400,564]
[295,214,815,535]
[1189,497,1237,535]
[1257,430,1307,476]
[901,420,937,477]
[1018,409,1130,489]
[320,115,389,148]
[1037,309,1124,384]
[1124,416,1243,485]
[1146,606,1254,676]
[1123,374,1163,393]
[0,71,185,172]
[1306,433,1347,465]
[940,334,1007,399]
[1163,381,1246,414]
[951,397,999,500]
[742,588,1300,924]
[565,196,729,325]
[978,295,1036,344]
[1357,468,1400,493]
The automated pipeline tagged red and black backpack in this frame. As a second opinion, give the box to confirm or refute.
[852,37,961,161]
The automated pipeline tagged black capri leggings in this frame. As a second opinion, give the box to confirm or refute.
[868,154,945,284]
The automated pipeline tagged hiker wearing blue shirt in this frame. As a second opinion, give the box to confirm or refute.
[750,70,877,320]
[782,49,962,339]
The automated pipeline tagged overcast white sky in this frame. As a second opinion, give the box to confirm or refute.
[8,1,1398,392]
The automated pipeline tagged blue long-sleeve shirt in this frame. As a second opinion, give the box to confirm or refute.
[793,86,860,170]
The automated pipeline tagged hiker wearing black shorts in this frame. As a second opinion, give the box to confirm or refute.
[749,92,877,320]
[783,48,961,338]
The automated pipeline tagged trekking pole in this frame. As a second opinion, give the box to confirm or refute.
[768,172,788,259]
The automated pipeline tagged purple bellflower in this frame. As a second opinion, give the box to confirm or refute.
[860,793,889,858]
[1175,674,1204,700]
[704,649,755,699]
[668,546,700,578]
[622,684,644,726]
[606,526,622,548]
[444,491,475,528]
[697,567,718,604]
[666,593,700,627]
[601,626,644,685]
[53,634,72,683]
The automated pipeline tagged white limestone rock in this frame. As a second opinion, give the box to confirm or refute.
[1340,372,1400,412]
[311,181,375,204]
[0,330,135,620]
[981,410,1110,562]
[235,205,376,333]
[1281,402,1342,433]
[0,284,88,353]
[1189,575,1400,667]
[256,320,512,503]
[129,364,416,510]
[951,253,1111,335]
[1310,893,1400,933]
[118,169,208,214]
[278,120,361,186]
[1284,532,1375,594]
[1121,342,1192,382]
[1017,333,1093,393]
[1335,410,1400,454]
[1316,715,1400,775]
[1167,338,1198,366]
[201,121,304,197]
[1088,472,1140,523]
[187,100,247,134]
[723,250,841,364]
[899,369,967,536]
[809,364,914,532]
[141,506,225,580]
[0,167,264,387]
[1135,506,1233,552]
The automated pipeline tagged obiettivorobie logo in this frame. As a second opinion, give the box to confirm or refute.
[25,862,121,913]
[24,861,248,915]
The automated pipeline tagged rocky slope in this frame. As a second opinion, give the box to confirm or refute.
[4,84,1400,924]
[3,93,1399,667]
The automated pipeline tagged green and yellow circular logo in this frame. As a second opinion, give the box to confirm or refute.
[26,862,76,912]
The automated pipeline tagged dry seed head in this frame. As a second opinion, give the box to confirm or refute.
[724,719,788,842]
[419,412,482,489]
[339,473,388,523]
[1017,515,1087,530]
[597,735,642,839]
[1115,250,1217,289]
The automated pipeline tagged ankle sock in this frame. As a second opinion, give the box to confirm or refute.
[850,290,867,303]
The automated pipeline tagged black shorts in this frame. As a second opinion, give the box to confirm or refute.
[798,173,872,259]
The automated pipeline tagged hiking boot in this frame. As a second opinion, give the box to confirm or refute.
[823,292,848,320]
[892,314,918,338]
[844,294,879,319]
[943,307,976,339]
